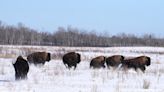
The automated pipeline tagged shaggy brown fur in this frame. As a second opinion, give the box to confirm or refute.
[90,56,106,69]
[13,56,29,80]
[62,52,81,70]
[121,56,151,72]
[106,55,124,69]
[27,52,51,65]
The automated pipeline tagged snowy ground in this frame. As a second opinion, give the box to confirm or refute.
[0,46,164,92]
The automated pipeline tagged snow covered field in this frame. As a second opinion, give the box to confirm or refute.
[0,45,164,92]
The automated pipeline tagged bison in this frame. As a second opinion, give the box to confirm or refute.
[121,56,151,72]
[106,55,124,69]
[27,52,51,65]
[90,56,106,69]
[13,56,29,80]
[62,52,81,70]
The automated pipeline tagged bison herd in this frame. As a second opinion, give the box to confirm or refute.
[12,51,151,80]
[13,52,50,80]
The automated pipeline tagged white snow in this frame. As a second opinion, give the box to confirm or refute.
[0,46,164,92]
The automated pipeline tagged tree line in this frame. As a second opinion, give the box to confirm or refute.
[0,21,163,47]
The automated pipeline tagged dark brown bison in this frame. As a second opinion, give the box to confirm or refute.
[62,52,81,70]
[90,56,106,69]
[13,56,29,80]
[27,52,51,65]
[106,55,124,69]
[121,56,151,72]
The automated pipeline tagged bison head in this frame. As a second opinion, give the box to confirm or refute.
[46,53,51,61]
[16,56,24,61]
[77,53,81,63]
[146,57,151,66]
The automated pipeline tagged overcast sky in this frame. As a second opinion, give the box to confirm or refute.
[0,0,164,36]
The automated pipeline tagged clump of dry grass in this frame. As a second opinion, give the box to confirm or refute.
[0,54,16,58]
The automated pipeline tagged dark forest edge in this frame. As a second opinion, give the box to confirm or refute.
[0,21,163,47]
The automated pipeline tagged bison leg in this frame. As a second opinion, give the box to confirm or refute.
[134,66,137,71]
[41,61,45,65]
[107,65,110,69]
[34,61,39,65]
[22,73,28,80]
[120,64,126,69]
[102,64,106,68]
[68,65,72,70]
[64,64,68,68]
[15,72,21,80]
[90,65,92,68]
[15,69,21,80]
[74,64,77,70]
[20,73,26,80]
[140,66,146,73]
[38,60,45,65]
[130,65,137,72]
